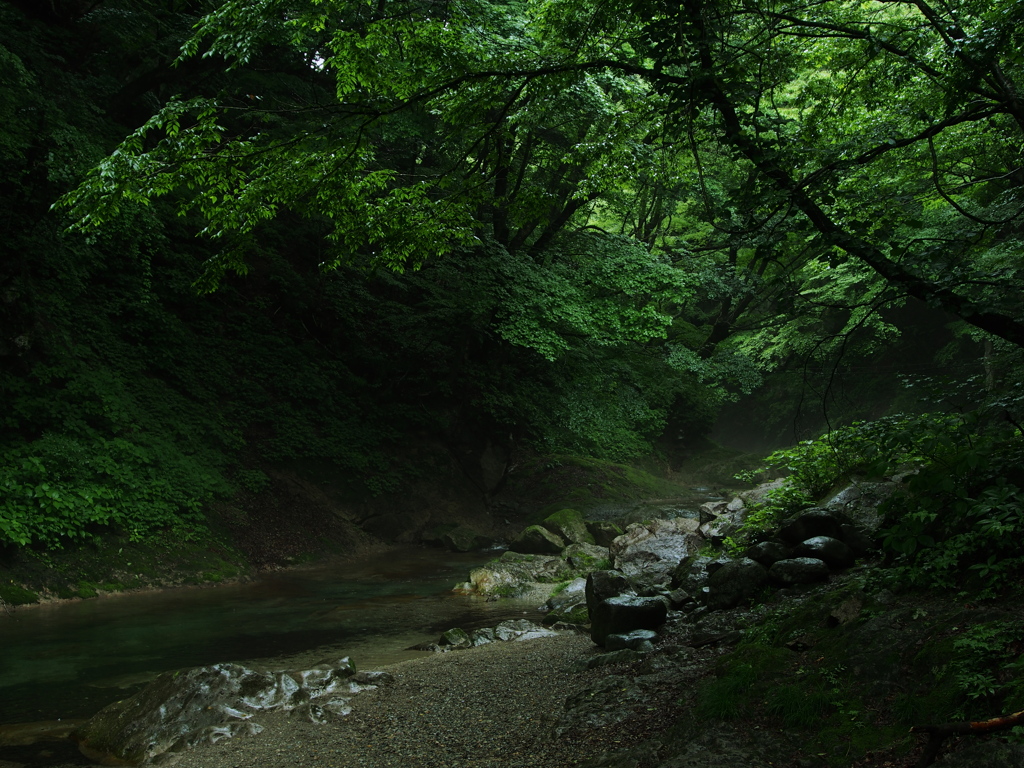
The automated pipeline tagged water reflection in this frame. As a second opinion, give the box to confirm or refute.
[0,547,540,725]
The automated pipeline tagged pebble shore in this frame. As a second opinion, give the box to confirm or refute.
[168,632,600,768]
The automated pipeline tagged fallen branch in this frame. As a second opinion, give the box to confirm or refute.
[911,710,1024,766]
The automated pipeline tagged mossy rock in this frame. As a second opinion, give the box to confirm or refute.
[0,581,39,605]
[440,628,473,648]
[586,520,624,548]
[542,509,594,545]
[510,525,565,555]
[542,604,590,626]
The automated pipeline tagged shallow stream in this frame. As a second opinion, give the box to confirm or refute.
[0,547,543,727]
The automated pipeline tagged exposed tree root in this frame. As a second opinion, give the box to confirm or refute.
[912,709,1024,766]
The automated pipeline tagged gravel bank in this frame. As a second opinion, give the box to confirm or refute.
[169,632,601,768]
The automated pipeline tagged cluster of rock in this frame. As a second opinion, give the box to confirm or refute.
[412,618,562,652]
[72,658,388,765]
[457,508,619,603]
[466,481,891,652]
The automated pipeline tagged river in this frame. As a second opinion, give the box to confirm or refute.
[0,547,545,727]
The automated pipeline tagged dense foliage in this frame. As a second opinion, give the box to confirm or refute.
[2,0,1022,551]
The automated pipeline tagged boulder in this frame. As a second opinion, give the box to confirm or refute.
[591,595,669,646]
[768,557,830,585]
[823,481,897,532]
[470,627,497,646]
[494,619,558,642]
[605,629,658,652]
[586,520,624,548]
[73,660,360,764]
[699,513,742,544]
[439,525,493,552]
[699,500,729,524]
[546,577,588,613]
[542,508,595,545]
[794,536,856,569]
[703,558,768,611]
[563,542,611,571]
[840,523,878,557]
[469,552,572,597]
[670,556,722,593]
[439,628,473,648]
[744,540,791,568]
[575,649,639,670]
[738,478,789,507]
[433,621,558,651]
[585,570,630,616]
[610,518,703,583]
[777,509,848,545]
[510,525,565,554]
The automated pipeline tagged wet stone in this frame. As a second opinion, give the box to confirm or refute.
[591,595,669,646]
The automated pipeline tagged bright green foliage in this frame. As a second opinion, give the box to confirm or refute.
[947,621,1024,716]
[743,414,967,499]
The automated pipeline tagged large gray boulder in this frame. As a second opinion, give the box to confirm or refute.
[73,659,363,764]
[610,518,703,584]
[824,481,897,532]
[605,629,658,652]
[586,520,625,548]
[699,512,743,544]
[494,619,559,642]
[438,525,493,552]
[591,595,669,646]
[699,500,729,524]
[744,540,791,568]
[670,555,722,594]
[703,558,768,611]
[563,542,611,570]
[439,628,473,648]
[546,577,588,613]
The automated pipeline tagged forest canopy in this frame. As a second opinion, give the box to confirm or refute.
[59,0,1024,350]
[1,0,1022,549]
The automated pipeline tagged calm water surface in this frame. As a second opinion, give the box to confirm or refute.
[0,547,543,725]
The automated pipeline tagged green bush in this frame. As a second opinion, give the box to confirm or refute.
[0,431,222,546]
